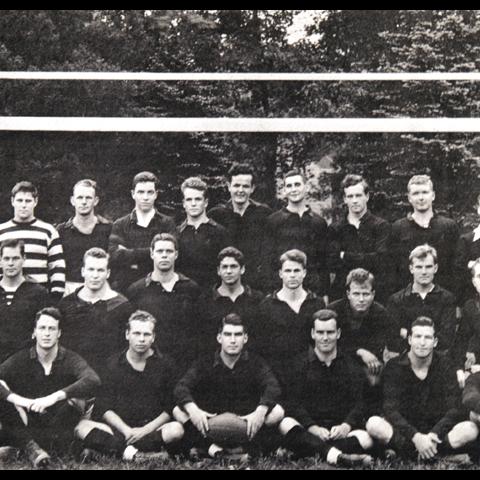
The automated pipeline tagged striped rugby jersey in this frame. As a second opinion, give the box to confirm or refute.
[0,219,66,297]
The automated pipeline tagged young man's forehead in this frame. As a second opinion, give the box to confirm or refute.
[344,183,366,195]
[411,325,435,336]
[284,175,305,185]
[133,181,157,192]
[13,191,36,200]
[230,174,253,185]
[219,256,241,266]
[183,187,206,199]
[408,183,433,193]
[281,260,305,270]
[36,314,60,326]
[73,185,96,196]
[129,319,155,334]
[153,240,176,251]
[411,255,436,265]
[1,246,23,257]
[84,256,109,268]
[221,324,245,334]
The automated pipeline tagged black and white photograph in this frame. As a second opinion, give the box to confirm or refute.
[0,9,480,470]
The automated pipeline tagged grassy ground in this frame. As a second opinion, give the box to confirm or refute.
[1,455,479,470]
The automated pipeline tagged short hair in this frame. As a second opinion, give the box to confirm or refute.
[283,169,307,184]
[0,239,25,258]
[346,268,375,291]
[73,179,98,195]
[127,310,157,331]
[341,174,369,196]
[217,246,245,268]
[407,174,434,193]
[228,163,256,184]
[410,316,436,334]
[279,249,307,269]
[35,307,62,328]
[470,258,480,277]
[11,181,38,199]
[181,177,208,199]
[150,233,178,251]
[132,171,159,190]
[311,309,338,330]
[218,312,247,334]
[409,244,438,265]
[83,247,110,267]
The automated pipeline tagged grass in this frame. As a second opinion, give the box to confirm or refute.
[1,455,479,470]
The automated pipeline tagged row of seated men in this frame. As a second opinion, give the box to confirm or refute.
[1,302,480,469]
[0,237,480,467]
[1,166,478,309]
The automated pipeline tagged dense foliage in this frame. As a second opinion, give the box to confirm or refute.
[0,10,478,228]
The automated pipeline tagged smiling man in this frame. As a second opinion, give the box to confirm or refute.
[58,248,134,376]
[0,307,100,468]
[328,174,391,303]
[209,164,272,291]
[389,175,459,296]
[387,244,456,354]
[0,181,66,302]
[367,316,477,461]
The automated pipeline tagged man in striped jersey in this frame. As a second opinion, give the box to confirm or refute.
[0,182,66,302]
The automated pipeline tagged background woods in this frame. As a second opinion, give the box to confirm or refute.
[0,10,479,227]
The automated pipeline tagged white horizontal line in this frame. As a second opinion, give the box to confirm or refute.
[1,72,480,82]
[1,117,479,132]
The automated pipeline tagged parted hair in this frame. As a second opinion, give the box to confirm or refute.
[228,163,256,184]
[0,239,25,258]
[132,171,159,190]
[279,249,307,269]
[311,309,338,330]
[11,181,38,199]
[181,177,208,199]
[73,179,98,194]
[217,246,245,268]
[341,174,369,195]
[83,247,110,266]
[410,315,436,334]
[218,312,248,334]
[150,233,178,251]
[35,306,62,328]
[127,310,157,331]
[409,244,438,265]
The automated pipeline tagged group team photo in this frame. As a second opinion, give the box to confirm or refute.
[1,10,480,471]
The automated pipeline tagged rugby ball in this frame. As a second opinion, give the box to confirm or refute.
[207,412,249,446]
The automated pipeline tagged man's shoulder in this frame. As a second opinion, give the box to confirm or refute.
[327,298,347,312]
[112,212,132,227]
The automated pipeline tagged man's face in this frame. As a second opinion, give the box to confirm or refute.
[217,324,248,357]
[409,325,437,359]
[284,175,308,205]
[183,187,208,219]
[151,240,177,272]
[408,183,435,213]
[311,319,340,355]
[472,265,480,294]
[131,181,158,213]
[81,256,110,292]
[0,246,24,279]
[410,255,438,288]
[34,315,61,351]
[279,260,306,290]
[218,256,245,286]
[126,320,155,355]
[347,281,375,313]
[12,191,37,223]
[71,185,98,217]
[344,183,369,216]
[228,174,254,207]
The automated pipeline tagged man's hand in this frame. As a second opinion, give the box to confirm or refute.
[185,403,216,438]
[241,406,268,440]
[465,352,477,371]
[307,425,330,442]
[29,392,63,414]
[329,423,351,440]
[412,432,439,460]
[125,426,152,445]
[357,349,382,375]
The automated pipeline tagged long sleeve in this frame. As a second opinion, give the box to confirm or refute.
[254,358,281,409]
[174,360,204,407]
[108,219,145,266]
[47,227,66,299]
[61,351,101,399]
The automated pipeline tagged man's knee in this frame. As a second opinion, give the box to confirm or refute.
[348,429,374,450]
[161,421,184,444]
[173,406,190,424]
[366,416,393,445]
[448,421,479,449]
[265,404,285,427]
[74,419,113,440]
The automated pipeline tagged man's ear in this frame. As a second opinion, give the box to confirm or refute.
[217,333,222,345]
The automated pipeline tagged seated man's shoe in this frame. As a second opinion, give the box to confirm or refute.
[132,451,170,463]
[336,453,373,468]
[0,446,19,463]
[442,453,472,465]
[25,440,51,469]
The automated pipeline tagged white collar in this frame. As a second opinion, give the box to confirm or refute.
[473,224,480,242]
